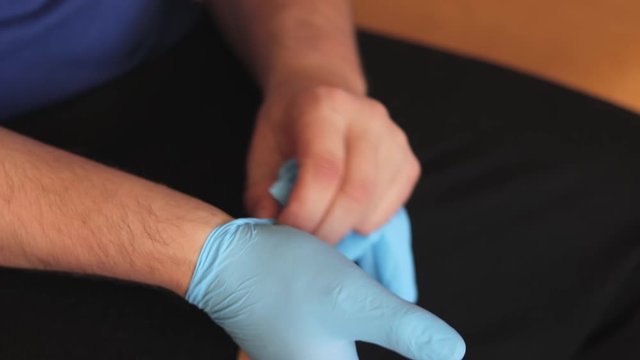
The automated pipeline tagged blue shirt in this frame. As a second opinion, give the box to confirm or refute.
[0,0,200,121]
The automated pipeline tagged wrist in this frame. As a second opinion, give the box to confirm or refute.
[150,203,233,297]
[184,218,274,307]
[264,62,367,98]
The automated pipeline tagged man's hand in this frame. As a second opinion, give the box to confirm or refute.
[245,84,421,243]
[187,219,465,360]
[207,0,420,242]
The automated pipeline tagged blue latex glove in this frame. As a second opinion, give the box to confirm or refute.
[186,218,465,360]
[270,159,418,302]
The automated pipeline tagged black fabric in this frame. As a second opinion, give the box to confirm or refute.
[2,20,640,359]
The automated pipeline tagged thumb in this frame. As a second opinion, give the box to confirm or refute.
[347,287,465,360]
[380,305,465,360]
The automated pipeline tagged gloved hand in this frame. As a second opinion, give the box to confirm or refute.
[186,218,465,360]
[270,159,418,302]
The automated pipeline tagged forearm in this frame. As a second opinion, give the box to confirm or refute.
[0,128,230,295]
[206,0,366,95]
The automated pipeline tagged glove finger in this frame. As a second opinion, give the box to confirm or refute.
[363,301,465,360]
[335,278,464,360]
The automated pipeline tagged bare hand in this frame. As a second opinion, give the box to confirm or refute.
[245,85,421,243]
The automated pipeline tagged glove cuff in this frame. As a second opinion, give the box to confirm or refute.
[185,218,273,307]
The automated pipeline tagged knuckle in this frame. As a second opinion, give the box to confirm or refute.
[308,154,344,184]
[408,155,422,179]
[368,116,389,137]
[332,279,386,314]
[340,181,373,207]
[368,100,390,118]
[392,125,410,146]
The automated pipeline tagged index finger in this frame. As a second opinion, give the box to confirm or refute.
[277,118,346,234]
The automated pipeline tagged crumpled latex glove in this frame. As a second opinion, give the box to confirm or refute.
[270,159,417,302]
[186,218,465,360]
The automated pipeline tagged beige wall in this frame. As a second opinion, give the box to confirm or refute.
[353,0,640,113]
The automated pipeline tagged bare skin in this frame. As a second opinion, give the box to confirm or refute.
[0,1,421,357]
[207,1,421,358]
[208,0,421,245]
[0,128,231,296]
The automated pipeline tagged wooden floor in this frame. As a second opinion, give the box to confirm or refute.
[353,0,640,113]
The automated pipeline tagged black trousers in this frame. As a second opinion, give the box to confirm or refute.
[2,21,639,359]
